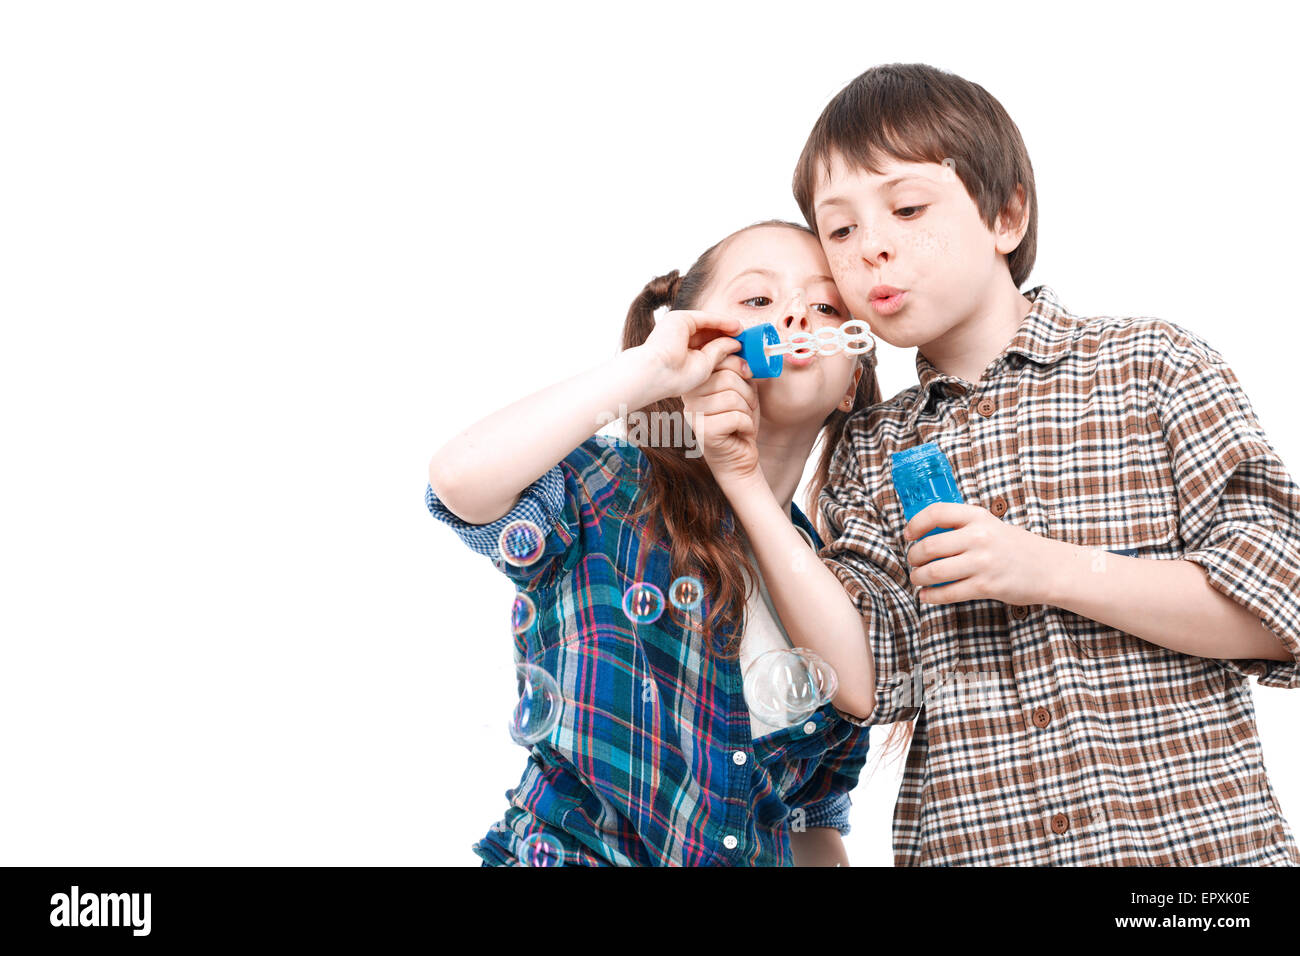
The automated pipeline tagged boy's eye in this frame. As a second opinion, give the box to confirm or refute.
[896,204,928,219]
[828,225,854,241]
[812,303,841,317]
[741,296,772,307]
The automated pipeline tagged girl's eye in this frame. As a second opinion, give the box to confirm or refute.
[896,204,928,219]
[828,225,854,241]
[741,296,772,307]
[812,303,841,317]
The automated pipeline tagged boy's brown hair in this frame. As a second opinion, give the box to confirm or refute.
[792,62,1038,288]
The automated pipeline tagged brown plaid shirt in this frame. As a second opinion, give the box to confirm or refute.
[821,284,1300,866]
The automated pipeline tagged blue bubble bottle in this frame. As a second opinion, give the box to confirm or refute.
[891,442,964,588]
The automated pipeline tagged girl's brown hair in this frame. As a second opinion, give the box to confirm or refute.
[619,219,882,660]
[791,62,1037,288]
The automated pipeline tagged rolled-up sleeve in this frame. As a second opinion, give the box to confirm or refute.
[790,718,870,835]
[1154,336,1300,687]
[424,434,633,591]
[818,430,924,726]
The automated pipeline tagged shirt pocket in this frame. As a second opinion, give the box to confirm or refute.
[1045,488,1182,658]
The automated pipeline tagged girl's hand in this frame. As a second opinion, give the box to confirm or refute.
[637,310,745,399]
[682,356,761,486]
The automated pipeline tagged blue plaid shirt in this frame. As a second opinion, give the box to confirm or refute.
[424,434,871,866]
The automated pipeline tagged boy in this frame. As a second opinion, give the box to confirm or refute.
[718,62,1300,865]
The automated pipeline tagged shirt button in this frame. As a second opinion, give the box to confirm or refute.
[990,495,1008,517]
[1050,813,1069,835]
[732,751,747,766]
[1010,604,1029,620]
[723,834,739,850]
[803,721,817,735]
[1032,706,1052,729]
[976,397,996,417]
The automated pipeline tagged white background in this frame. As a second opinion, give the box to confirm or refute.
[2,1,1297,866]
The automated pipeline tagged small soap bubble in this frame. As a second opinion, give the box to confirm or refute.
[510,662,561,746]
[743,648,824,726]
[498,519,545,567]
[669,575,703,612]
[517,831,566,867]
[622,582,665,624]
[511,592,537,635]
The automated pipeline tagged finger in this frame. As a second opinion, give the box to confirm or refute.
[902,502,984,541]
[668,309,744,337]
[699,334,743,367]
[904,525,967,568]
[689,390,753,418]
[681,364,754,403]
[708,369,758,408]
[715,354,753,380]
[713,410,754,438]
[909,553,974,590]
[917,577,977,605]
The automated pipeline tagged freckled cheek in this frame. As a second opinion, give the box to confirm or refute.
[906,230,951,259]
[825,250,868,314]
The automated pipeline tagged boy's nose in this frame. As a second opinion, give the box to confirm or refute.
[780,288,810,332]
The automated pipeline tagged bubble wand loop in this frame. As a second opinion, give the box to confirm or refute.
[735,319,875,378]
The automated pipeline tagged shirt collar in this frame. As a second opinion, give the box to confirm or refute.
[905,284,1074,432]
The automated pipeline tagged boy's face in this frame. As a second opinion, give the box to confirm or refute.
[811,151,1025,350]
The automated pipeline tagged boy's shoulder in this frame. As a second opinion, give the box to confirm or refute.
[1055,306,1230,376]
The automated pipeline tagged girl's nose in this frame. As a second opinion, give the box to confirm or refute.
[780,288,810,332]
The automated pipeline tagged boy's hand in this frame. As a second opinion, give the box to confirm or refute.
[902,503,1065,607]
[681,357,761,486]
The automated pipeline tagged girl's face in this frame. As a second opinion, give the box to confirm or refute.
[698,225,862,430]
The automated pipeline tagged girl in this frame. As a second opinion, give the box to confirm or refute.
[424,219,882,866]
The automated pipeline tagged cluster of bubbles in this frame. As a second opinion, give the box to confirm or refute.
[622,574,703,625]
[742,647,839,726]
[765,319,875,360]
[509,662,561,747]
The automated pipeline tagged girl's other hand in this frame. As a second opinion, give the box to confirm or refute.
[682,356,761,486]
[637,310,745,398]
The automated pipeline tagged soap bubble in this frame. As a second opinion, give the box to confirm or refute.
[517,831,566,867]
[510,663,561,746]
[622,582,664,624]
[742,648,839,726]
[511,592,537,636]
[498,519,545,567]
[669,575,703,612]
[792,647,839,704]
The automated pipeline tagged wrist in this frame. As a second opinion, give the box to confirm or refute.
[718,467,775,513]
[1039,536,1086,609]
[613,345,663,410]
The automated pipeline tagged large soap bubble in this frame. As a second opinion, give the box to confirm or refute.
[509,662,561,746]
[742,648,839,726]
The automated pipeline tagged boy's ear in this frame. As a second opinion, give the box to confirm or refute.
[994,184,1029,255]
